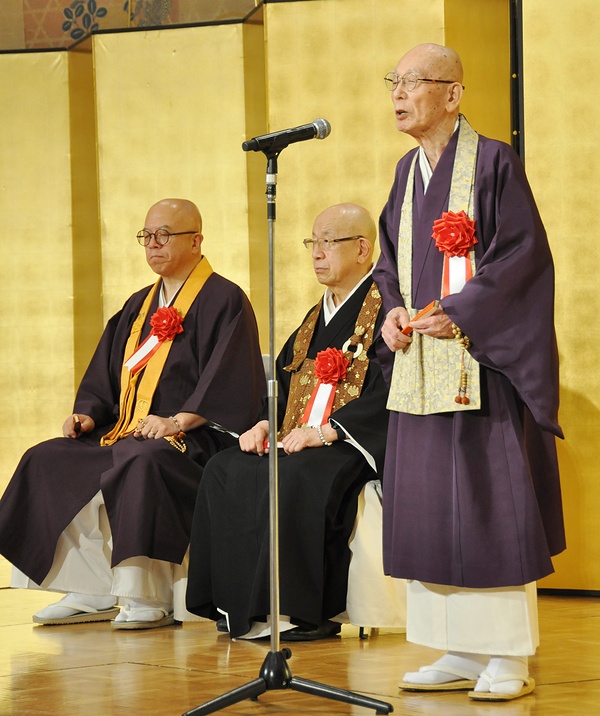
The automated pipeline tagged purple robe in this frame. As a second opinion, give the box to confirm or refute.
[373,128,565,588]
[0,271,266,585]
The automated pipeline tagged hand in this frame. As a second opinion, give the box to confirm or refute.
[281,427,322,454]
[381,307,412,352]
[411,306,454,338]
[133,415,179,440]
[239,421,269,455]
[63,414,94,438]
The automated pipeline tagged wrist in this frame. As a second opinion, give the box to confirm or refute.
[316,424,333,446]
[169,415,183,432]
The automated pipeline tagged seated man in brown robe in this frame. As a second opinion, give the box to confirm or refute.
[0,198,266,629]
[186,203,389,640]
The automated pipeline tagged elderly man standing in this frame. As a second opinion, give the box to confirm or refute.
[0,198,265,629]
[186,203,389,640]
[374,44,565,701]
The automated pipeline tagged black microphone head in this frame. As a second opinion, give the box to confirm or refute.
[313,118,331,140]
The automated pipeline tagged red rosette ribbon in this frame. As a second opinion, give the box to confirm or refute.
[150,306,184,342]
[300,348,350,426]
[432,210,477,257]
[314,347,349,385]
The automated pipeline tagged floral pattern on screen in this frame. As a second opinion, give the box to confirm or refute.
[12,0,255,50]
[62,0,108,41]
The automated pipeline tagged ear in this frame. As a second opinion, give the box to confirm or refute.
[447,81,463,111]
[356,238,373,264]
[192,233,203,253]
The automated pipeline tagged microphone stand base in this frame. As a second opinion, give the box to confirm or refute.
[182,648,394,715]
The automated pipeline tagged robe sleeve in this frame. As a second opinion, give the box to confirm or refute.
[176,276,266,435]
[328,349,389,477]
[73,290,147,427]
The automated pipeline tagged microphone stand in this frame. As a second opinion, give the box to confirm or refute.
[182,146,393,716]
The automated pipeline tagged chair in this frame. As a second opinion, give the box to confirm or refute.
[335,479,406,636]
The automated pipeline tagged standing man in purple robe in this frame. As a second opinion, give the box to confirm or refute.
[373,44,565,701]
[0,198,266,629]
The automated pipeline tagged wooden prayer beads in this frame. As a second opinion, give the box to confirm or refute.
[452,323,471,405]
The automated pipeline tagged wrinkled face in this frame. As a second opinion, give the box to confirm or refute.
[391,49,454,138]
[143,203,201,279]
[310,212,364,292]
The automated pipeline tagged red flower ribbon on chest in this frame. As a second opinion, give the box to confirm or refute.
[432,210,477,257]
[314,347,349,385]
[125,306,184,375]
[149,307,184,342]
[301,347,349,427]
[432,210,477,297]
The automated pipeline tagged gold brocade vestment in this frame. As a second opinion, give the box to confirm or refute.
[279,282,382,440]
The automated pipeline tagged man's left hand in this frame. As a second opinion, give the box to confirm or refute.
[281,425,336,454]
[411,306,454,338]
[134,412,205,440]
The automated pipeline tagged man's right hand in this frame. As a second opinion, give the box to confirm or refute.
[239,420,270,455]
[381,306,413,352]
[62,414,95,438]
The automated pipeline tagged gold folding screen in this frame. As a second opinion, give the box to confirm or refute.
[7,0,595,592]
[522,0,600,590]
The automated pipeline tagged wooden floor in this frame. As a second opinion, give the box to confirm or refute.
[0,566,599,715]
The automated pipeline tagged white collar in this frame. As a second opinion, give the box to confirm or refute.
[322,268,373,325]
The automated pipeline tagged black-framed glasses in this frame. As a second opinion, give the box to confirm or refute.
[136,229,197,246]
[384,71,462,92]
[303,235,364,250]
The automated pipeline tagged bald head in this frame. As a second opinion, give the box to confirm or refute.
[399,43,463,86]
[314,203,376,251]
[310,203,375,303]
[146,198,203,235]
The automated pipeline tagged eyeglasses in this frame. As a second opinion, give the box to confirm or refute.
[303,235,364,250]
[136,229,197,246]
[384,71,461,92]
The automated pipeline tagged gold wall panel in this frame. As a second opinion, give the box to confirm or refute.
[445,0,511,144]
[242,7,269,345]
[0,52,74,493]
[93,24,257,323]
[523,0,600,590]
[68,39,104,386]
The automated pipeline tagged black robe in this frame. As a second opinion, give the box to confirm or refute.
[0,271,266,585]
[185,277,389,637]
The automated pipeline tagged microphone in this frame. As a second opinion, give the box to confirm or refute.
[242,118,331,152]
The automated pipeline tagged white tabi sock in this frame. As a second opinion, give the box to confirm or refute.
[34,592,116,619]
[474,655,529,695]
[403,651,489,685]
[113,597,172,623]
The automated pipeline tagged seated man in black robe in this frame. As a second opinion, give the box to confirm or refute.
[0,198,266,629]
[186,203,389,640]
